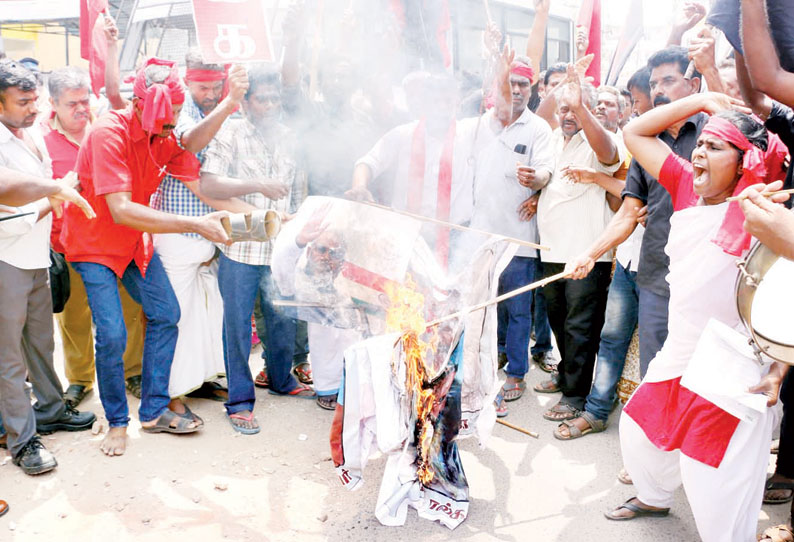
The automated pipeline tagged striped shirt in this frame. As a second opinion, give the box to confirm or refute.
[150,96,213,239]
[201,118,307,266]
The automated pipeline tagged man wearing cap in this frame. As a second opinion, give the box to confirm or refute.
[60,58,233,457]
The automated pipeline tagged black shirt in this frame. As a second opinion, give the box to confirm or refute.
[622,112,708,297]
[765,101,794,208]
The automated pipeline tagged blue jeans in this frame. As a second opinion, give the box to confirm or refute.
[72,253,179,426]
[584,262,639,421]
[217,253,297,414]
[531,288,553,355]
[496,256,537,379]
[638,286,670,377]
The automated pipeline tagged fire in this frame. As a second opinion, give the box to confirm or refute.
[384,275,437,484]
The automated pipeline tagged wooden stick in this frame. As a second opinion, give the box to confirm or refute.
[482,0,493,24]
[425,271,569,328]
[726,188,794,202]
[496,418,539,439]
[354,200,549,251]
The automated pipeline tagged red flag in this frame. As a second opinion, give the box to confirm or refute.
[577,0,601,87]
[605,0,643,85]
[79,0,109,97]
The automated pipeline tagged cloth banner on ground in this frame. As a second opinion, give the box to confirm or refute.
[321,219,515,530]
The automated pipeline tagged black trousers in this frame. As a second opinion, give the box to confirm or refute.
[541,261,612,410]
[776,370,794,478]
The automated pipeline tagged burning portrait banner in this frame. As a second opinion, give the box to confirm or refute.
[268,197,516,529]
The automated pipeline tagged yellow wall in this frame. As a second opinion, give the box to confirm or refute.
[1,24,88,71]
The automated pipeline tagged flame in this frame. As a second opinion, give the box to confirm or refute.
[384,275,437,484]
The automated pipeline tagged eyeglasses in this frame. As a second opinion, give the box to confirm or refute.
[312,244,345,260]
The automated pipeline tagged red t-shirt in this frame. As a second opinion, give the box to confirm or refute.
[60,106,200,276]
[40,112,81,253]
[658,152,699,211]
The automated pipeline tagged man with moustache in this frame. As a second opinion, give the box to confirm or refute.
[40,66,146,409]
[469,54,554,411]
[0,59,96,476]
[200,67,311,434]
[60,58,232,457]
[532,65,626,423]
[567,46,704,379]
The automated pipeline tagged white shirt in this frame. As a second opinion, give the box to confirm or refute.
[355,117,484,226]
[0,121,53,270]
[616,226,644,272]
[537,128,626,264]
[470,109,555,257]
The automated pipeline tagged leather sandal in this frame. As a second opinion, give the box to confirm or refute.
[293,362,313,385]
[542,401,580,422]
[553,411,606,440]
[63,384,91,408]
[142,409,201,434]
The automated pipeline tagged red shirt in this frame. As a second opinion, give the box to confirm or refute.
[40,112,81,253]
[60,106,199,276]
[658,152,699,212]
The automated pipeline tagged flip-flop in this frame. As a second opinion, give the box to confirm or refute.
[227,411,260,435]
[317,394,338,411]
[294,362,313,385]
[268,383,316,399]
[604,498,670,521]
[764,478,794,504]
[494,393,508,418]
[534,370,561,393]
[254,369,269,389]
[502,380,526,402]
[142,409,201,434]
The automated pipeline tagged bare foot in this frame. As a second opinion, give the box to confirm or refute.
[100,427,127,456]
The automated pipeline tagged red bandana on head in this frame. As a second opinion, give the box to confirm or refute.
[184,65,230,102]
[700,116,787,256]
[484,60,535,110]
[133,57,185,133]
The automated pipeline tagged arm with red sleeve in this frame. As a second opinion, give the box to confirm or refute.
[92,127,231,243]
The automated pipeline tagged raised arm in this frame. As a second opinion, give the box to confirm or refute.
[667,2,706,46]
[734,53,772,119]
[103,15,128,110]
[493,45,515,128]
[525,0,550,83]
[560,65,618,165]
[623,92,742,178]
[180,65,248,154]
[280,2,305,88]
[688,26,725,94]
[740,0,794,107]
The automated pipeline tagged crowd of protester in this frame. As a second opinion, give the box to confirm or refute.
[2,1,794,540]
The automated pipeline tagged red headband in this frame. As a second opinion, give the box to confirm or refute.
[184,68,227,83]
[510,61,535,82]
[700,116,787,255]
[133,58,185,134]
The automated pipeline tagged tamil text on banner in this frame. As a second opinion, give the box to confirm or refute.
[191,0,274,64]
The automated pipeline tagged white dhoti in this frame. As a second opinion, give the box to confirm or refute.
[153,233,225,398]
[621,403,778,542]
[308,322,361,395]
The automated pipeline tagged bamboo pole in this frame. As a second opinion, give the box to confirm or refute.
[425,270,569,328]
[496,418,539,438]
[354,200,549,251]
[726,188,794,202]
[482,0,493,24]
